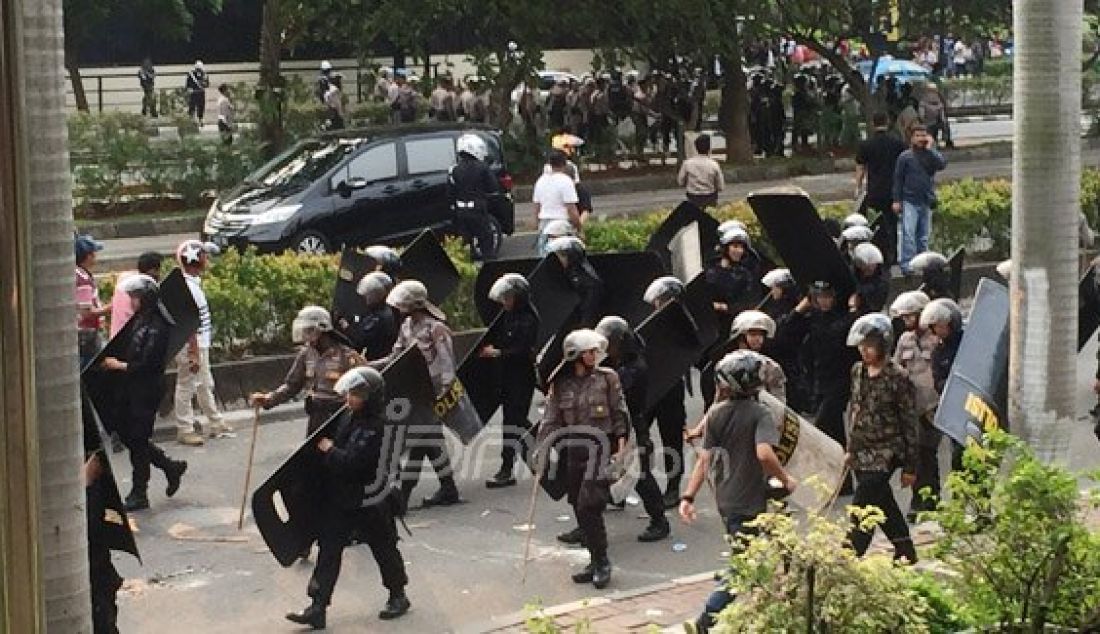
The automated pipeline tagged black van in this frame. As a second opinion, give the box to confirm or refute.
[202,124,515,254]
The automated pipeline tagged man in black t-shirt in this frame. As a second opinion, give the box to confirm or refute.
[855,112,907,267]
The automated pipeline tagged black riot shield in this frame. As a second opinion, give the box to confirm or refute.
[522,422,568,501]
[588,251,666,326]
[458,257,580,423]
[81,387,141,562]
[748,188,856,302]
[947,247,965,301]
[81,268,201,434]
[400,229,461,305]
[933,278,1010,446]
[1079,264,1100,351]
[252,347,435,567]
[332,248,376,332]
[646,201,721,274]
[637,296,716,413]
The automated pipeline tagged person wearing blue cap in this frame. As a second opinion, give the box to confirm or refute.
[75,234,110,368]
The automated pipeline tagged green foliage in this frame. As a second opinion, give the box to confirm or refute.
[522,600,592,634]
[932,177,1013,257]
[717,491,936,632]
[437,237,480,332]
[929,429,1100,631]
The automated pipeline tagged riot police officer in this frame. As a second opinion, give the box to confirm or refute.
[342,271,399,360]
[449,133,499,260]
[921,298,966,470]
[285,366,410,629]
[250,306,366,436]
[706,227,763,329]
[100,274,187,512]
[850,243,889,314]
[537,329,629,589]
[480,274,540,489]
[371,280,462,508]
[364,245,403,279]
[642,276,690,508]
[729,310,786,402]
[909,251,955,300]
[595,316,670,542]
[546,236,604,328]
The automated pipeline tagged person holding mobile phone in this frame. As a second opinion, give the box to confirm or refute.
[892,125,947,274]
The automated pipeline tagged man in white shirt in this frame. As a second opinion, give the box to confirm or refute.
[678,134,725,208]
[174,240,230,446]
[532,150,582,255]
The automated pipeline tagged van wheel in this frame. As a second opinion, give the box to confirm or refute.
[292,230,333,255]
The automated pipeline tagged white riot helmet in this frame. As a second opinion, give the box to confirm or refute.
[841,225,874,246]
[731,310,776,340]
[719,227,751,248]
[176,239,219,267]
[846,312,894,348]
[546,236,586,264]
[456,133,489,161]
[595,315,632,350]
[852,243,884,269]
[356,271,393,306]
[717,219,748,235]
[643,276,685,307]
[761,268,795,290]
[889,290,931,318]
[387,280,430,313]
[541,219,576,241]
[714,350,764,397]
[320,60,333,72]
[909,251,948,275]
[334,366,385,400]
[919,298,963,331]
[996,259,1011,280]
[489,273,530,303]
[292,305,334,344]
[364,245,402,277]
[562,329,608,363]
[843,213,869,229]
[117,273,158,296]
[194,60,204,70]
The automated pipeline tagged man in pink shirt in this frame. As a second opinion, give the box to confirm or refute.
[110,251,164,338]
[76,234,110,369]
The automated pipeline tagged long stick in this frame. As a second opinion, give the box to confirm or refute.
[237,406,262,531]
[520,453,547,585]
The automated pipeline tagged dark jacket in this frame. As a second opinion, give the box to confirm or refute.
[448,156,498,208]
[931,329,964,393]
[778,307,857,395]
[854,269,890,314]
[608,348,648,435]
[322,407,389,511]
[893,147,947,205]
[705,253,762,315]
[348,304,400,360]
[566,259,605,328]
[118,307,171,436]
[489,303,540,377]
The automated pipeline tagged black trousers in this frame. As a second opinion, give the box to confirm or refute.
[848,470,915,559]
[863,197,898,267]
[141,88,158,117]
[634,438,667,521]
[308,506,407,607]
[400,424,455,498]
[650,380,686,493]
[124,434,173,494]
[499,371,535,470]
[455,208,495,260]
[90,548,122,634]
[813,387,849,447]
[568,474,610,561]
[187,91,205,120]
[686,192,719,209]
[911,422,942,513]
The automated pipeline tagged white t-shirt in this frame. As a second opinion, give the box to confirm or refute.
[532,172,579,221]
[185,272,213,349]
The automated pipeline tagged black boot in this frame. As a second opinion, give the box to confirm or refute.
[285,602,326,629]
[570,562,595,584]
[637,517,671,542]
[485,462,516,489]
[379,591,410,620]
[165,460,187,497]
[893,539,918,565]
[556,526,586,546]
[592,557,612,589]
[124,489,149,512]
[422,478,461,507]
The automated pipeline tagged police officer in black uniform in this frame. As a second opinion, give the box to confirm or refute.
[480,273,541,488]
[595,316,670,542]
[850,243,890,314]
[364,245,403,279]
[342,271,399,360]
[285,366,410,629]
[546,236,605,328]
[909,251,955,300]
[100,274,187,512]
[777,281,858,447]
[449,133,500,260]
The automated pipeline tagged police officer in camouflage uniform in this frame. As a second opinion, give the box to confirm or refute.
[845,313,919,563]
[250,306,365,436]
[537,329,629,589]
[890,291,941,518]
[595,316,670,542]
[371,280,462,508]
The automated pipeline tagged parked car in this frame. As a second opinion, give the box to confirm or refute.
[856,56,933,87]
[202,124,515,255]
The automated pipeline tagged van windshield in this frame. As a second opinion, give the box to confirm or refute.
[247,139,362,191]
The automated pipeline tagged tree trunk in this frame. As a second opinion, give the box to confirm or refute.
[65,54,89,113]
[257,0,286,160]
[12,0,91,630]
[1008,0,1082,463]
[720,56,753,164]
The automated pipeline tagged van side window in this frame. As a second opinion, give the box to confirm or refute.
[333,143,398,189]
[405,137,456,176]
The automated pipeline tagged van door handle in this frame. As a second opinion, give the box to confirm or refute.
[410,179,428,189]
[381,185,400,195]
